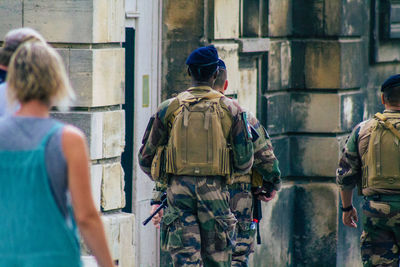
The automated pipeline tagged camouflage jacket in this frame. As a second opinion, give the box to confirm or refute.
[336,110,400,196]
[245,111,281,190]
[138,86,255,201]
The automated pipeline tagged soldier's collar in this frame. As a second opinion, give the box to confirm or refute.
[187,86,213,92]
[384,109,400,113]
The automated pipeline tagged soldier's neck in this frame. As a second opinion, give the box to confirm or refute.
[385,104,400,111]
[191,79,214,88]
[214,87,225,95]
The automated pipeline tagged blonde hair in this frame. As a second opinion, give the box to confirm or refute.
[0,28,46,66]
[7,41,75,108]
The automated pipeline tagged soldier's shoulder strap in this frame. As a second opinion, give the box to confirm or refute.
[374,112,400,140]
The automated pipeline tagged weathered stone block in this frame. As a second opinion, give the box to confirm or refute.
[340,41,363,89]
[241,0,262,37]
[213,0,239,39]
[290,91,364,133]
[92,0,125,43]
[251,183,338,266]
[119,213,135,267]
[101,162,125,211]
[103,111,126,158]
[340,91,365,131]
[238,68,258,116]
[57,48,124,107]
[51,110,125,160]
[162,40,196,99]
[23,0,124,43]
[373,42,400,63]
[214,43,240,96]
[271,136,290,177]
[81,256,98,267]
[163,0,204,40]
[340,0,365,36]
[291,93,337,132]
[292,0,325,37]
[268,0,292,37]
[337,193,364,267]
[264,93,290,135]
[324,0,341,36]
[304,40,362,89]
[290,136,340,177]
[268,40,291,91]
[291,0,364,37]
[291,41,306,89]
[102,213,135,266]
[251,184,295,266]
[0,1,22,39]
[239,38,270,53]
[304,41,340,89]
[291,183,338,266]
[91,164,103,211]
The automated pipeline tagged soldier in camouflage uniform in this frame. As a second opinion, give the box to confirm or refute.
[337,74,400,267]
[214,59,281,267]
[139,46,254,267]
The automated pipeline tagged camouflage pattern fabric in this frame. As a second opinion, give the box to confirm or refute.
[337,110,400,196]
[337,110,400,266]
[161,176,236,267]
[246,111,281,189]
[229,112,281,266]
[360,198,400,267]
[139,86,254,266]
[228,182,255,267]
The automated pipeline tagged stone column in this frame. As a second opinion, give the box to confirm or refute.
[0,1,135,266]
[252,1,365,266]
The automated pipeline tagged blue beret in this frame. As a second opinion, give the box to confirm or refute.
[381,74,400,92]
[186,45,219,66]
[217,59,226,69]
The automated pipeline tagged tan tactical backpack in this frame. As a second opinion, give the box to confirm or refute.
[362,112,400,190]
[165,90,232,176]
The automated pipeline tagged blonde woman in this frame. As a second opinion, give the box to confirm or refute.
[0,27,46,115]
[0,40,114,266]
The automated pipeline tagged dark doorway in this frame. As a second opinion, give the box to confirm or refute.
[122,28,135,213]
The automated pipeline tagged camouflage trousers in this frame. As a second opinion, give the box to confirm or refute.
[161,176,237,267]
[228,182,256,267]
[361,197,400,267]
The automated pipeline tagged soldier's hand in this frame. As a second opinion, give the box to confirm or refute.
[150,204,164,229]
[342,207,358,228]
[257,190,277,202]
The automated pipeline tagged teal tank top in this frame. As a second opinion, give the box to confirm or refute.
[0,124,81,266]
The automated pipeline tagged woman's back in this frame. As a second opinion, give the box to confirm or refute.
[0,116,69,217]
[0,116,81,266]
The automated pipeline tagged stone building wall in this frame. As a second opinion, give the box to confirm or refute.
[0,1,134,266]
[161,0,400,266]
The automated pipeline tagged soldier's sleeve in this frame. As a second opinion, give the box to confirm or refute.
[150,181,168,205]
[336,124,362,190]
[248,113,281,191]
[138,100,171,179]
[230,108,254,174]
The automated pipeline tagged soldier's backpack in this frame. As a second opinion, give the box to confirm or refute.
[362,112,400,190]
[165,89,232,176]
